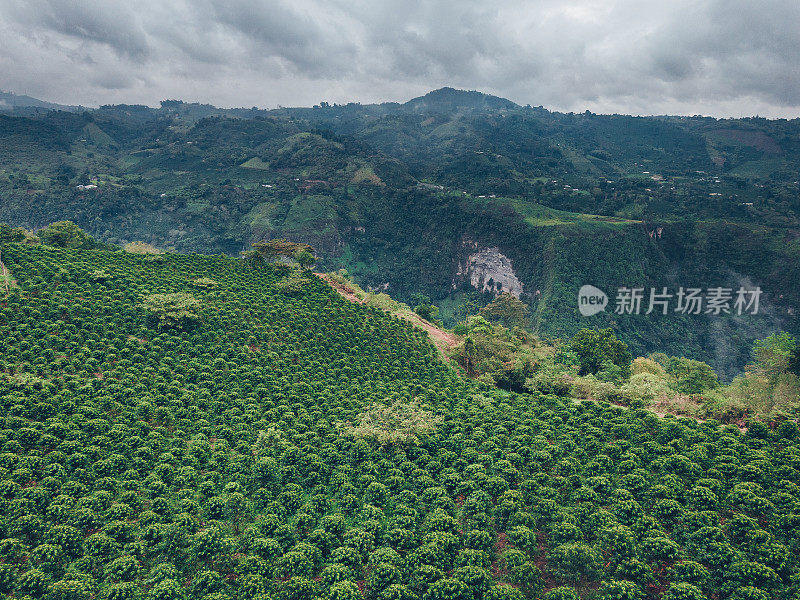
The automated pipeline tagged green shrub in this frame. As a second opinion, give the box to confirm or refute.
[662,583,706,600]
[620,373,673,405]
[423,578,470,600]
[596,580,644,600]
[548,543,602,582]
[543,587,580,600]
[484,585,525,600]
[666,357,719,394]
[325,580,362,600]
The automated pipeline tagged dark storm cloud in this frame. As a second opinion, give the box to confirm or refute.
[0,0,798,117]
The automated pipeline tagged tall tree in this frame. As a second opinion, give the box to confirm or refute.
[480,293,530,329]
[293,249,316,270]
[38,221,95,249]
[570,328,632,377]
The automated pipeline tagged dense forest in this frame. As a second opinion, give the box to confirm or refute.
[0,88,799,375]
[2,235,800,600]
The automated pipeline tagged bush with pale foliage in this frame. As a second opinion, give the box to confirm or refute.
[141,292,200,329]
[632,357,666,377]
[339,401,442,446]
[620,373,674,404]
[191,277,219,289]
[570,375,620,403]
[124,241,163,254]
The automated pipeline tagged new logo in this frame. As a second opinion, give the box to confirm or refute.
[578,285,608,316]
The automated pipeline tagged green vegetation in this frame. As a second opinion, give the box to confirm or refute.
[790,344,800,376]
[663,357,719,395]
[191,277,219,290]
[569,329,632,380]
[480,293,530,330]
[450,315,541,391]
[323,271,445,331]
[412,295,441,326]
[244,239,316,272]
[0,91,798,376]
[708,334,800,423]
[441,303,800,423]
[38,221,97,250]
[0,237,800,600]
[293,250,315,271]
[0,223,35,244]
[325,268,799,426]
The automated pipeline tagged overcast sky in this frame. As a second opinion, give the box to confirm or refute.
[1,0,799,117]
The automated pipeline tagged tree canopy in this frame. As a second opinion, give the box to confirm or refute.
[479,293,530,330]
[38,221,96,249]
[570,328,633,377]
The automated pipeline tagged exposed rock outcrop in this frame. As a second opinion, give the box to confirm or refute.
[454,246,523,297]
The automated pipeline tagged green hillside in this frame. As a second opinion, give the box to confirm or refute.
[0,89,799,376]
[1,243,800,600]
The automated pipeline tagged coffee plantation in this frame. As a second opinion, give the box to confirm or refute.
[0,242,799,600]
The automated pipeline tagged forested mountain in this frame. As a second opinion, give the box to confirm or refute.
[0,88,798,376]
[1,242,800,600]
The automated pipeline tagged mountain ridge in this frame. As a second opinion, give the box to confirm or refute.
[7,85,800,121]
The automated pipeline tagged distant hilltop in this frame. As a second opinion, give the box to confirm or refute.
[402,87,519,113]
[0,90,83,113]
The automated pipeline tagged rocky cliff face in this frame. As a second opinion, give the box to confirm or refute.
[454,245,523,297]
